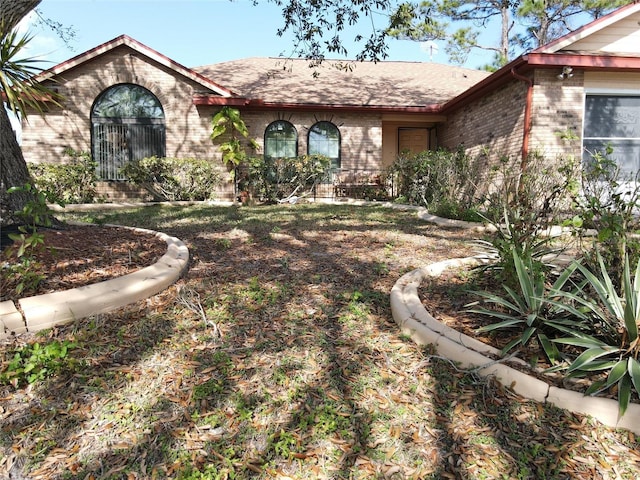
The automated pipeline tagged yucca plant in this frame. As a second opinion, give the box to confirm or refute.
[473,207,565,292]
[0,27,61,115]
[468,250,584,364]
[552,252,640,416]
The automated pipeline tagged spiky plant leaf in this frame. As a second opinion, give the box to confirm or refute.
[521,326,536,345]
[474,316,523,332]
[567,347,621,373]
[0,28,61,115]
[538,333,560,364]
[603,359,629,390]
[618,375,632,417]
[628,357,640,395]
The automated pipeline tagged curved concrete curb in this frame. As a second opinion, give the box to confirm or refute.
[0,225,189,338]
[390,256,640,435]
[48,200,234,212]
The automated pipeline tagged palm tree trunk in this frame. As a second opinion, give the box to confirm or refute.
[0,0,43,227]
[0,0,42,31]
[0,106,34,226]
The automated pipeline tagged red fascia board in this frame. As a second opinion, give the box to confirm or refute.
[526,52,640,71]
[192,96,253,106]
[442,51,640,114]
[193,95,442,114]
[34,35,128,79]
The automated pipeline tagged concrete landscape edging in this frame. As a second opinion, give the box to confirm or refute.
[5,200,636,433]
[390,256,640,435]
[0,225,189,339]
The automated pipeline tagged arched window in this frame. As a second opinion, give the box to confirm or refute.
[91,84,166,180]
[264,120,298,159]
[308,121,340,168]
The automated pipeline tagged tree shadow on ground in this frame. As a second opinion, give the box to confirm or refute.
[2,203,639,479]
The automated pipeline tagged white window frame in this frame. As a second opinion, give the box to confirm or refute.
[582,88,640,178]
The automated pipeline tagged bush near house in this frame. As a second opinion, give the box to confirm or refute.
[389,147,483,220]
[245,154,332,204]
[120,156,222,202]
[27,148,99,205]
[467,147,640,416]
[388,144,640,415]
[568,148,640,288]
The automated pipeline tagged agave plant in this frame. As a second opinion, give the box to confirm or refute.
[468,249,584,364]
[552,252,640,416]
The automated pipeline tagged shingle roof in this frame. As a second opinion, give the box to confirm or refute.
[193,57,490,107]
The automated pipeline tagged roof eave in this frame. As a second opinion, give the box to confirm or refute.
[441,51,640,114]
[526,52,640,70]
[532,3,640,54]
[192,95,443,114]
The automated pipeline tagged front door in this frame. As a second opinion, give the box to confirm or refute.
[398,128,429,155]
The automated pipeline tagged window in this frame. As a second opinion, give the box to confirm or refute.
[91,84,166,180]
[308,121,340,168]
[583,94,640,176]
[264,120,297,158]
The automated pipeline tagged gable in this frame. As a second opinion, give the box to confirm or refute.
[534,3,640,55]
[564,10,640,54]
[35,35,233,98]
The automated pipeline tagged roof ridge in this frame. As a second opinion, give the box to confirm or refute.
[192,56,486,73]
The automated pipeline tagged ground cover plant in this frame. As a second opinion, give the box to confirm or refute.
[1,203,639,479]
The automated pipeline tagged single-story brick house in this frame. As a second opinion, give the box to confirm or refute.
[20,2,640,201]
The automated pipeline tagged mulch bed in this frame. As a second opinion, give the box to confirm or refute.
[0,224,167,303]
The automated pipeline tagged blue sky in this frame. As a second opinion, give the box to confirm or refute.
[22,0,490,70]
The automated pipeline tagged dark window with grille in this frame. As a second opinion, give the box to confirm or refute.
[308,121,340,169]
[264,120,297,159]
[583,94,640,176]
[91,84,166,180]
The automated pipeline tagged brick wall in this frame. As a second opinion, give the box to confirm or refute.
[237,110,383,171]
[440,77,528,161]
[20,46,387,202]
[440,68,585,171]
[21,45,231,201]
[529,69,584,161]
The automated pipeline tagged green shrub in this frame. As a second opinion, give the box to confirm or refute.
[246,154,331,203]
[568,147,640,290]
[28,148,99,204]
[120,156,222,201]
[476,152,578,289]
[469,250,585,365]
[552,252,640,416]
[388,147,482,214]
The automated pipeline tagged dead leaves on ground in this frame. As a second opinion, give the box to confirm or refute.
[1,205,639,479]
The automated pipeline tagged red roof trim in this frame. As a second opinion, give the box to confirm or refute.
[442,50,640,114]
[441,57,529,114]
[192,94,442,114]
[35,35,235,97]
[526,52,640,70]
